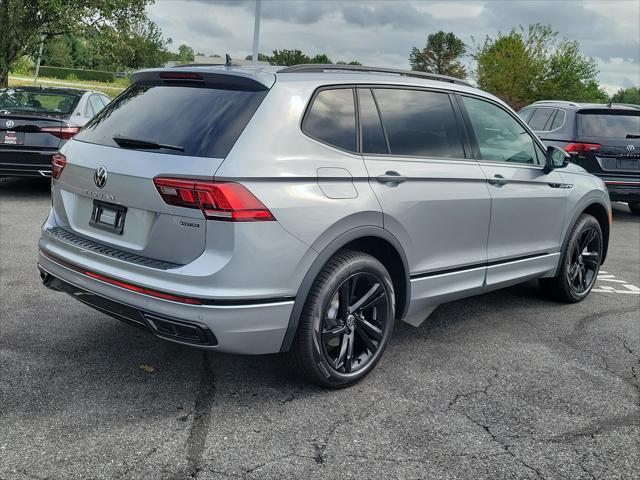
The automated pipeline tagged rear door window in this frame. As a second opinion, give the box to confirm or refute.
[548,109,566,130]
[302,88,356,152]
[527,108,554,131]
[76,84,268,158]
[89,95,106,116]
[577,110,640,138]
[372,88,464,158]
[358,88,388,155]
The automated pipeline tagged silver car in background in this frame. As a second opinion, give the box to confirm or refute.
[38,64,611,388]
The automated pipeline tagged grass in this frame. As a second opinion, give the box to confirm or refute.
[8,75,128,98]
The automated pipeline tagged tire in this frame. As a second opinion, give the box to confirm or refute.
[628,202,640,215]
[539,214,603,303]
[285,249,395,388]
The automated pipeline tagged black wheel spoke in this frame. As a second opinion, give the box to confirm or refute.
[323,325,346,338]
[356,315,383,341]
[582,252,600,270]
[355,325,379,353]
[349,283,383,313]
[338,283,350,322]
[579,229,595,252]
[344,333,354,373]
[335,332,349,369]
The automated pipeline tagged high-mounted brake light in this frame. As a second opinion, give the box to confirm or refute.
[153,177,275,222]
[40,126,82,140]
[564,142,601,154]
[51,153,66,179]
[159,72,203,81]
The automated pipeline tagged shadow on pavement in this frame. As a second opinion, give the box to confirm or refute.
[0,176,51,198]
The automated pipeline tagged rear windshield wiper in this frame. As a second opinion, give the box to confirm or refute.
[112,135,184,152]
[626,134,640,138]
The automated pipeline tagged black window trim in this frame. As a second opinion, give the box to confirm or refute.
[301,85,360,155]
[456,92,548,169]
[357,84,474,162]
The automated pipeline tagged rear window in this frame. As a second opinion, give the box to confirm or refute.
[76,84,267,158]
[373,88,464,158]
[0,88,80,115]
[302,88,356,152]
[577,110,640,138]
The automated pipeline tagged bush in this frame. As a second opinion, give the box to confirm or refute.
[9,56,35,76]
[28,66,116,83]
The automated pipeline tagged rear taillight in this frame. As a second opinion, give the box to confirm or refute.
[40,126,82,140]
[564,142,601,154]
[51,153,66,179]
[153,177,275,222]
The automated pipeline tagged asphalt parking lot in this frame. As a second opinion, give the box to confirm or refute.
[1,177,638,480]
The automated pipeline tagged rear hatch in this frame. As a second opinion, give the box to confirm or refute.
[50,69,271,266]
[573,108,640,176]
[0,87,82,149]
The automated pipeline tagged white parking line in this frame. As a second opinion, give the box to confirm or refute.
[592,272,640,295]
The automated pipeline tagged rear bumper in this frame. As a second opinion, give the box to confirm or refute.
[601,178,640,202]
[38,251,294,354]
[0,148,56,177]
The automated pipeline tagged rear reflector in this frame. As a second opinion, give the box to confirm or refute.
[153,177,275,222]
[40,126,81,140]
[40,250,202,305]
[564,142,601,154]
[51,153,66,179]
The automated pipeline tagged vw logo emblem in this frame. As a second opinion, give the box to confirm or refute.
[5,120,14,128]
[627,145,636,152]
[94,166,108,189]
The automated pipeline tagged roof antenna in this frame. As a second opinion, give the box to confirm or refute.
[225,54,233,67]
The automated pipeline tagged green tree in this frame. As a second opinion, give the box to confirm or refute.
[42,35,73,67]
[336,60,362,66]
[474,24,607,109]
[0,0,153,87]
[410,31,467,79]
[177,43,194,64]
[610,87,640,105]
[309,53,332,64]
[269,49,310,66]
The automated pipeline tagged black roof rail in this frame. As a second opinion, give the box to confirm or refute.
[278,64,473,87]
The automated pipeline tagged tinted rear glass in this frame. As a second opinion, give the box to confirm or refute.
[0,88,80,115]
[373,88,464,158]
[577,110,640,138]
[302,88,356,152]
[527,108,554,131]
[76,85,267,157]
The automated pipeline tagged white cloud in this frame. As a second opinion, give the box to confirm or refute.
[148,0,639,91]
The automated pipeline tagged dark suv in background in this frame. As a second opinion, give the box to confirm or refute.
[519,101,640,214]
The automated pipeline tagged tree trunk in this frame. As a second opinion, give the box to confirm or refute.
[0,65,8,88]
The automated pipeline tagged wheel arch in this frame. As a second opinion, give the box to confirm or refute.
[279,226,410,352]
[558,199,610,274]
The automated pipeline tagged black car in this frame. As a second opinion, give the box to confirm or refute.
[519,101,640,214]
[0,86,111,177]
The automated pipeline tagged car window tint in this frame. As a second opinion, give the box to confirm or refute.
[372,88,464,158]
[85,99,94,117]
[98,95,110,108]
[303,89,356,152]
[358,88,388,155]
[518,108,533,122]
[89,95,105,116]
[549,109,565,130]
[577,110,640,138]
[462,96,540,165]
[527,108,554,131]
[76,84,268,158]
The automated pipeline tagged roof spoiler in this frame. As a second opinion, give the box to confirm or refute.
[131,68,274,91]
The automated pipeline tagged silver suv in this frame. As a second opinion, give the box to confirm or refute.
[38,64,611,388]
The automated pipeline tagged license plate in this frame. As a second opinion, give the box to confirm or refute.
[90,200,127,235]
[617,158,639,170]
[0,131,21,145]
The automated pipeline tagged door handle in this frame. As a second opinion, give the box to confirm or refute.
[376,171,407,185]
[487,174,507,186]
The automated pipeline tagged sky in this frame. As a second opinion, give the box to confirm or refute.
[148,0,640,94]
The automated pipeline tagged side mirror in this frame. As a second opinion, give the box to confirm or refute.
[543,146,570,174]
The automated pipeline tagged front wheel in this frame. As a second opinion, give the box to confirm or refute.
[286,250,395,388]
[539,214,603,303]
[628,202,640,215]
